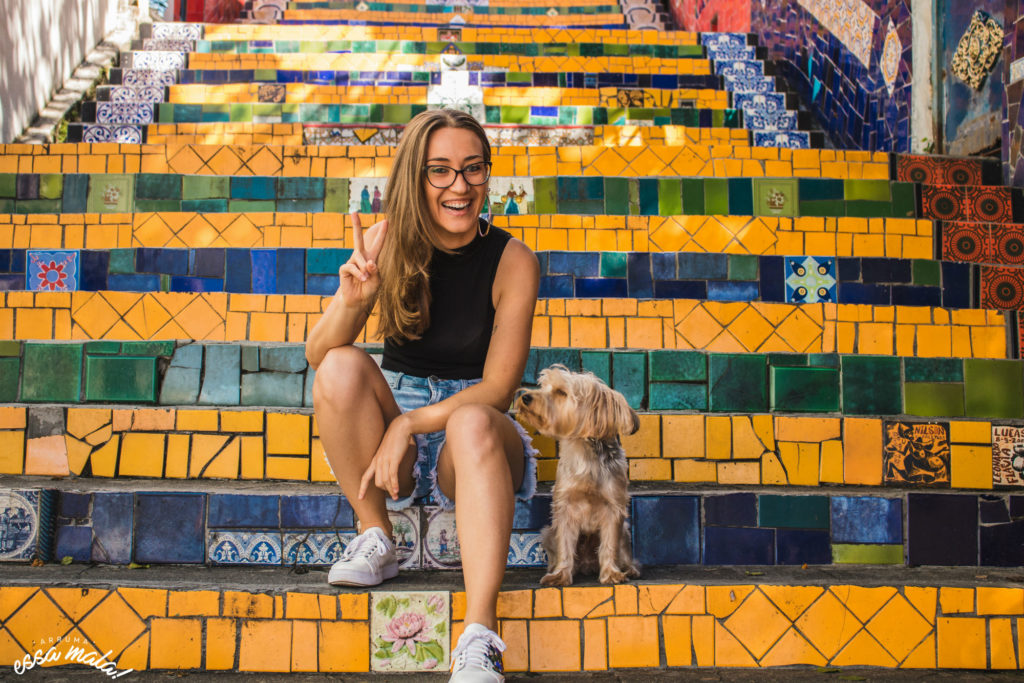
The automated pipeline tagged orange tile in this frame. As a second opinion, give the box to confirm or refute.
[206,617,236,670]
[843,418,882,485]
[607,616,658,668]
[224,591,274,619]
[533,588,562,618]
[239,620,291,672]
[582,618,607,671]
[529,620,581,671]
[150,618,202,669]
[563,587,613,619]
[499,620,528,672]
[169,590,220,617]
[936,617,987,669]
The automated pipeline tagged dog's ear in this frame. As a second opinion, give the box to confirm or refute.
[595,384,639,439]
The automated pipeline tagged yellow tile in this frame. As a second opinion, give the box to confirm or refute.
[900,633,936,668]
[819,440,844,483]
[864,594,932,662]
[75,591,146,659]
[206,618,236,670]
[620,414,659,459]
[117,433,165,477]
[499,619,528,672]
[286,592,336,621]
[224,591,274,618]
[534,588,562,618]
[663,615,691,666]
[705,416,731,460]
[169,590,220,616]
[628,458,671,480]
[530,620,581,671]
[291,620,318,672]
[706,586,753,619]
[241,435,264,479]
[950,445,992,489]
[150,618,202,669]
[0,407,26,429]
[723,590,791,659]
[673,458,717,483]
[949,421,992,444]
[717,461,759,485]
[760,626,828,667]
[936,617,987,669]
[990,617,1017,669]
[795,591,861,659]
[831,629,897,666]
[607,616,658,668]
[119,587,167,618]
[563,587,613,619]
[165,434,190,478]
[239,620,291,672]
[714,621,757,667]
[497,590,532,619]
[0,431,25,474]
[25,435,69,476]
[939,587,974,614]
[778,442,819,486]
[221,410,264,432]
[692,615,715,666]
[266,413,310,455]
[662,415,704,459]
[843,418,882,485]
[266,456,310,480]
[976,587,1024,616]
[337,593,369,620]
[903,587,937,624]
[775,416,840,442]
[613,585,637,616]
[47,587,109,621]
[834,586,896,623]
[636,585,681,616]
[176,409,219,432]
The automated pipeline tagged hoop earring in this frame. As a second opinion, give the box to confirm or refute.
[478,215,491,237]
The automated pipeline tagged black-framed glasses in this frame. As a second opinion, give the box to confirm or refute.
[423,161,492,189]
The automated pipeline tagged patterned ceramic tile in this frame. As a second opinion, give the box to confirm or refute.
[701,32,755,60]
[951,10,1003,90]
[880,19,901,96]
[1012,56,1024,84]
[151,23,202,40]
[942,222,991,263]
[370,591,450,672]
[390,508,421,570]
[122,69,178,87]
[883,421,951,487]
[110,86,165,103]
[897,155,984,185]
[992,227,1024,265]
[427,71,485,120]
[304,125,404,146]
[282,531,349,565]
[980,266,1024,310]
[85,175,135,214]
[142,39,195,52]
[784,256,836,303]
[349,177,385,215]
[488,177,533,216]
[81,124,143,144]
[797,0,876,66]
[125,51,186,71]
[508,532,547,567]
[208,530,283,565]
[422,507,460,569]
[992,425,1024,486]
[95,103,154,125]
[0,490,41,561]
[26,251,78,292]
[753,178,798,216]
[752,131,811,148]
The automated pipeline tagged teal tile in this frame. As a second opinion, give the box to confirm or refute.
[708,354,767,412]
[240,372,304,407]
[831,544,903,564]
[21,343,82,402]
[768,353,807,367]
[581,351,611,386]
[841,356,901,415]
[807,353,840,368]
[728,254,758,280]
[158,366,200,404]
[658,178,682,216]
[242,345,260,372]
[121,341,175,356]
[84,341,121,355]
[611,352,646,410]
[759,494,829,529]
[904,383,965,417]
[904,358,962,383]
[0,358,18,402]
[770,366,839,412]
[844,179,891,201]
[600,252,627,278]
[752,178,798,217]
[963,360,1024,418]
[912,259,941,286]
[648,350,706,381]
[135,200,181,213]
[649,383,706,410]
[107,249,134,274]
[85,356,157,402]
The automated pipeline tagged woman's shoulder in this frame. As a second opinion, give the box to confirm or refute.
[495,235,539,277]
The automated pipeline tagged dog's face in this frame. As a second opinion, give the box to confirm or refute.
[515,365,640,441]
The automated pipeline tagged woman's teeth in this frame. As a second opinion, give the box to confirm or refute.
[443,200,470,210]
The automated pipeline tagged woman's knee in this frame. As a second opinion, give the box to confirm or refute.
[311,346,377,408]
[445,404,506,462]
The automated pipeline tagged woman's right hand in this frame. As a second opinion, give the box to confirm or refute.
[338,212,388,310]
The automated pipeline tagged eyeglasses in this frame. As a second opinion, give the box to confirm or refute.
[423,161,492,189]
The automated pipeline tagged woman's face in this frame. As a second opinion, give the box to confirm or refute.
[422,126,489,249]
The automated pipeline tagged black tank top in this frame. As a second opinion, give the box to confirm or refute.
[382,221,511,380]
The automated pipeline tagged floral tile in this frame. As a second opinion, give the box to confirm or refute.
[753,178,799,217]
[0,490,41,562]
[282,531,349,565]
[422,507,460,569]
[208,530,283,565]
[390,508,421,570]
[125,51,186,71]
[993,425,1024,486]
[508,532,547,568]
[784,256,836,304]
[86,174,135,213]
[81,124,144,144]
[26,251,78,292]
[370,591,449,672]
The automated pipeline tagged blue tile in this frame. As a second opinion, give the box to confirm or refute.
[861,258,911,283]
[108,273,160,291]
[941,262,972,308]
[838,282,891,305]
[276,248,305,294]
[831,496,902,544]
[137,248,188,275]
[134,493,206,563]
[678,253,727,279]
[208,530,283,565]
[575,278,626,297]
[653,280,707,299]
[651,253,676,280]
[631,496,699,565]
[281,495,354,528]
[225,249,251,292]
[92,492,133,564]
[169,276,223,292]
[758,256,785,301]
[776,529,831,565]
[980,496,1010,524]
[277,177,324,199]
[703,527,774,564]
[707,281,758,302]
[55,526,92,562]
[192,249,225,278]
[307,248,351,275]
[891,285,941,307]
[704,493,757,527]
[981,520,1024,567]
[62,175,89,213]
[837,258,861,281]
[512,495,552,531]
[231,176,276,200]
[626,253,653,298]
[251,250,277,293]
[209,494,280,528]
[78,250,109,290]
[306,275,338,295]
[199,344,240,404]
[548,252,598,276]
[59,492,90,518]
[907,493,978,566]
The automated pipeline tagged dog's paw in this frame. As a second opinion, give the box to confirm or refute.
[625,563,641,578]
[599,568,627,584]
[540,570,572,587]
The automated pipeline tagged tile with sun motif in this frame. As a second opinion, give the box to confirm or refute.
[26,251,78,292]
[784,256,836,303]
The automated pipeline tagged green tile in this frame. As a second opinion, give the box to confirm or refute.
[904,358,962,383]
[904,383,965,417]
[964,360,1024,418]
[121,341,176,356]
[681,178,704,215]
[604,178,629,216]
[912,259,940,286]
[85,356,157,402]
[845,200,894,218]
[581,351,611,386]
[16,199,61,213]
[0,174,15,198]
[831,544,904,564]
[84,341,121,355]
[533,178,557,214]
[807,353,840,368]
[703,178,729,215]
[728,254,758,280]
[758,494,828,529]
[841,356,902,415]
[600,252,626,278]
[612,351,647,410]
[0,341,20,356]
[324,178,348,214]
[708,354,767,412]
[890,182,917,217]
[501,106,529,124]
[649,383,706,410]
[108,249,135,274]
[183,176,229,200]
[770,366,839,412]
[648,350,706,381]
[228,200,275,212]
[21,343,82,402]
[39,174,64,200]
[768,353,807,367]
[797,199,846,217]
[844,179,891,201]
[752,178,798,217]
[136,173,181,200]
[86,175,135,213]
[0,358,18,402]
[658,178,682,216]
[135,200,181,213]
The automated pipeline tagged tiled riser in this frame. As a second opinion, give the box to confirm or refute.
[2,404,1023,491]
[1,583,1021,671]
[2,487,1024,567]
[287,3,622,16]
[1,343,1023,419]
[0,293,1010,357]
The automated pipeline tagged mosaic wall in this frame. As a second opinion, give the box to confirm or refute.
[1002,0,1024,186]
[752,0,912,153]
[669,0,751,32]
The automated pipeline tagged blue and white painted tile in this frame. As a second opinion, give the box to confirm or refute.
[508,533,547,568]
[95,103,155,125]
[700,33,754,60]
[745,110,799,131]
[370,591,450,673]
[110,86,166,103]
[282,531,350,565]
[753,131,811,149]
[26,251,78,292]
[125,51,186,71]
[208,530,283,565]
[0,490,41,562]
[785,256,837,304]
[151,23,203,41]
[142,39,195,52]
[122,69,178,87]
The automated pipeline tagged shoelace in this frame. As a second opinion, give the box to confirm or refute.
[340,532,390,563]
[452,629,505,672]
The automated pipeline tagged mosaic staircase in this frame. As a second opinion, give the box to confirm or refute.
[2,0,1024,675]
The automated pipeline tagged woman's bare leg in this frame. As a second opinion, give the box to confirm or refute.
[312,346,417,535]
[437,404,525,631]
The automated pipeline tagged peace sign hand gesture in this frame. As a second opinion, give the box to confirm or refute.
[338,212,388,311]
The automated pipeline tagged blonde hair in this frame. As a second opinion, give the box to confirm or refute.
[374,109,491,343]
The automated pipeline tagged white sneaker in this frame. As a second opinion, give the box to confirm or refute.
[328,527,399,586]
[449,623,505,682]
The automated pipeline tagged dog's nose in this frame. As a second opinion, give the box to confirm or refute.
[520,394,533,405]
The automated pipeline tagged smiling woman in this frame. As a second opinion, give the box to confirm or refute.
[305,108,540,683]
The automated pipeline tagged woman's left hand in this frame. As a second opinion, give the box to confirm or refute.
[358,415,414,501]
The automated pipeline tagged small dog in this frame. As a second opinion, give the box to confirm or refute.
[515,365,641,586]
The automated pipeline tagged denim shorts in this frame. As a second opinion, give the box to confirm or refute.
[379,368,538,511]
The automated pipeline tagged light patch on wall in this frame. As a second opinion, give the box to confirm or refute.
[797,0,877,67]
[880,19,901,96]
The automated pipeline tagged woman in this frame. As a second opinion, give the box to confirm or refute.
[306,108,539,683]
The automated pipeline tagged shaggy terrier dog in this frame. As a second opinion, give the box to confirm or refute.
[515,365,641,586]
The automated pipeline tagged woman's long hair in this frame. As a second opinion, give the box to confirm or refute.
[374,108,491,343]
